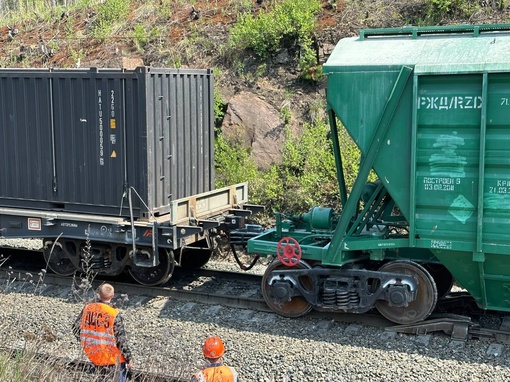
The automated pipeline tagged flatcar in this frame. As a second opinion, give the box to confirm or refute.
[0,67,259,286]
[247,24,510,324]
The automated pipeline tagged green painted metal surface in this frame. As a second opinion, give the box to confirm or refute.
[322,24,510,312]
[324,24,510,75]
[247,24,510,314]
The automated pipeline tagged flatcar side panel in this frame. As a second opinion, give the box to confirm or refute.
[0,73,54,203]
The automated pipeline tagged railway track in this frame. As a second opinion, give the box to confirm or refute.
[1,247,510,380]
[2,246,510,346]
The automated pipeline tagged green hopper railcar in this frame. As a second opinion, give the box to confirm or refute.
[247,24,510,324]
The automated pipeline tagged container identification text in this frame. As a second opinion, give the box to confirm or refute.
[418,95,482,110]
[423,177,461,192]
[488,180,510,194]
[98,89,104,166]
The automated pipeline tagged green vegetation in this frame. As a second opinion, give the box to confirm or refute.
[92,0,129,40]
[275,119,340,212]
[215,131,258,188]
[214,116,367,217]
[214,91,228,128]
[229,0,322,74]
[280,105,291,126]
[422,0,482,24]
[133,24,149,51]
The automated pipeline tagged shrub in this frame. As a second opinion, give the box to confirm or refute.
[214,132,258,188]
[229,0,321,64]
[280,105,291,126]
[92,0,130,40]
[423,0,480,24]
[276,120,340,213]
[133,24,148,51]
[214,91,228,128]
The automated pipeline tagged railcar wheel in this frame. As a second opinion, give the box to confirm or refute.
[423,263,454,299]
[128,249,174,286]
[375,261,437,325]
[43,242,76,276]
[177,248,212,268]
[261,260,313,318]
[176,239,213,269]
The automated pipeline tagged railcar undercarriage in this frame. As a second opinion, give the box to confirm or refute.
[261,259,438,324]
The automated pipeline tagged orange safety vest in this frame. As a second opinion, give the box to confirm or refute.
[79,302,126,366]
[193,365,239,382]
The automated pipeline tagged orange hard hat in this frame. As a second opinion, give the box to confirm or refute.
[202,336,225,359]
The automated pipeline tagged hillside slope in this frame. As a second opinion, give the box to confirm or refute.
[1,0,509,168]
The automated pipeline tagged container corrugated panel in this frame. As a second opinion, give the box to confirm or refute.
[0,73,54,202]
[323,25,510,310]
[144,68,214,215]
[414,71,510,308]
[0,67,214,217]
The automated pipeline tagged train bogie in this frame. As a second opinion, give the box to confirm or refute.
[248,24,510,324]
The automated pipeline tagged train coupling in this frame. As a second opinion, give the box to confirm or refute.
[224,224,265,271]
[228,224,265,246]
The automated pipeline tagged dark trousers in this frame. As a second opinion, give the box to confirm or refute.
[91,362,128,382]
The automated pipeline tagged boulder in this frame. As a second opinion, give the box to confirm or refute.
[221,92,286,168]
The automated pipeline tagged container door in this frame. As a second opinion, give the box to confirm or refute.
[0,73,54,203]
[51,73,127,213]
[144,69,214,214]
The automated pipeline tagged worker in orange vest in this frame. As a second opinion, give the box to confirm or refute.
[73,283,134,382]
[191,336,239,382]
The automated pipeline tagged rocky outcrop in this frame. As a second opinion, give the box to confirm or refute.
[221,92,287,168]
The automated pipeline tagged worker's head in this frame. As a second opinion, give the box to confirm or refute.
[202,336,225,362]
[97,283,115,302]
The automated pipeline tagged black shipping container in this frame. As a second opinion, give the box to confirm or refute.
[0,67,214,217]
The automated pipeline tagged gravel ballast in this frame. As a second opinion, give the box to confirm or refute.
[0,240,510,381]
[0,269,509,382]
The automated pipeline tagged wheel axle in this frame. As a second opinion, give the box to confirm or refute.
[386,284,412,307]
[271,280,293,301]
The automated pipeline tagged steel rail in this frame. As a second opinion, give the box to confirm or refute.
[2,249,510,343]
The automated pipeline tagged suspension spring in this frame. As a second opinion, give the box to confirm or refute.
[323,288,336,305]
[336,290,350,307]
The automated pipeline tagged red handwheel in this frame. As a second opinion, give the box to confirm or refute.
[276,236,302,266]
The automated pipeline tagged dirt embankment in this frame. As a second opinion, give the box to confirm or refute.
[1,1,509,166]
